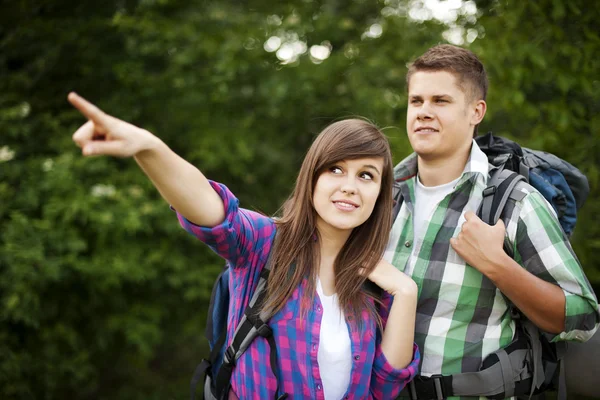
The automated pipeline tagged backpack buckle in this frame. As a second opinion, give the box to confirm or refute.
[483,186,496,197]
[224,346,236,366]
[430,374,445,400]
[257,323,273,338]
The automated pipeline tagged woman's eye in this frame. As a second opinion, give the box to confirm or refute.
[360,172,374,180]
[330,166,343,174]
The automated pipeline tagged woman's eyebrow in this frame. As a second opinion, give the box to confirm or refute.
[363,164,381,175]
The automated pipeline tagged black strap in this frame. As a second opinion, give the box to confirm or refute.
[191,328,229,400]
[478,168,526,226]
[478,168,528,257]
[190,359,212,400]
[265,331,288,400]
[214,296,288,400]
[245,294,288,400]
[212,254,289,400]
[392,182,403,222]
[213,306,262,399]
[401,374,453,400]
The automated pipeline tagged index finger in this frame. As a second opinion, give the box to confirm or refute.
[67,92,107,122]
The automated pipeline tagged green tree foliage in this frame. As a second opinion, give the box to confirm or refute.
[0,0,598,398]
[469,0,600,283]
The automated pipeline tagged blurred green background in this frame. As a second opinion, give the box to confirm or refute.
[1,0,599,398]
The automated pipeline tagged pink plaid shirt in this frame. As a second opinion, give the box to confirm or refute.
[178,181,419,399]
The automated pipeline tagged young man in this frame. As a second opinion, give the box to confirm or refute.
[385,44,599,399]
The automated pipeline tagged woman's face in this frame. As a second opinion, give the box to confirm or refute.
[313,157,384,237]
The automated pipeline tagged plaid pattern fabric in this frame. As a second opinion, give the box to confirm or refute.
[385,142,599,400]
[178,181,420,400]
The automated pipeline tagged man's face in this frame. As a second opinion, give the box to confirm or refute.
[406,70,484,163]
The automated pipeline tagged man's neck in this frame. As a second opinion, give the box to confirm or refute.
[417,145,471,187]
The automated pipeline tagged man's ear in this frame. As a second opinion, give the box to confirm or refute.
[471,100,487,125]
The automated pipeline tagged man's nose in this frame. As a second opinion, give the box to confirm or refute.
[417,102,433,120]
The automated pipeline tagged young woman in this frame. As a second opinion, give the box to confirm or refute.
[68,92,420,400]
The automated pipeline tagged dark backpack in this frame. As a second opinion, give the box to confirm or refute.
[190,254,288,400]
[474,132,597,399]
[475,132,589,237]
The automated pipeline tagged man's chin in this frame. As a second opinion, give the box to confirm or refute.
[412,145,437,158]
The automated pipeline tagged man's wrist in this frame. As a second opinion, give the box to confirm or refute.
[484,251,516,283]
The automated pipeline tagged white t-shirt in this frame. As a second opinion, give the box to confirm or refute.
[412,175,460,267]
[316,279,352,400]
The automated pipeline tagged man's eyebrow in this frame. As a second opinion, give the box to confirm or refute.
[363,164,381,174]
[433,94,454,99]
[409,94,454,99]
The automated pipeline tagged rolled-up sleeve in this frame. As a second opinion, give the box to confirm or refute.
[174,180,275,269]
[370,342,420,399]
[369,293,420,399]
[514,190,599,342]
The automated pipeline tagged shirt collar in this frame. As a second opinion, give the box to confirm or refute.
[394,139,490,185]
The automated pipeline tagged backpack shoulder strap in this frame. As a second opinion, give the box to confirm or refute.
[478,168,527,228]
[392,181,403,222]
[212,246,288,400]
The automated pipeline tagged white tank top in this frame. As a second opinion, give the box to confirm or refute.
[316,279,352,400]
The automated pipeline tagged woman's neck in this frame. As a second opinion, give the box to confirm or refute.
[317,226,351,295]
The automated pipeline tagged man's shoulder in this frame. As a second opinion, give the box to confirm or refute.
[509,180,557,220]
[393,152,418,181]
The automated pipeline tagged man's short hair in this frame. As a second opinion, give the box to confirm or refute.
[406,44,488,104]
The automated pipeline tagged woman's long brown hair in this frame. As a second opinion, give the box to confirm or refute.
[262,119,394,325]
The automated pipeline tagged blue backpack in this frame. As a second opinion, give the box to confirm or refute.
[190,254,288,400]
[475,132,589,237]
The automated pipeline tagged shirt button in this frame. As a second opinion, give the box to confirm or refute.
[312,344,317,351]
[317,306,322,312]
[404,240,412,248]
[354,355,360,361]
[317,384,322,390]
[347,315,353,321]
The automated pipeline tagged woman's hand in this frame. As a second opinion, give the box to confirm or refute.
[68,92,160,157]
[369,259,418,371]
[68,92,225,227]
[367,259,418,298]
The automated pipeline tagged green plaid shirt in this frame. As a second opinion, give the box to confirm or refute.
[385,141,599,399]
